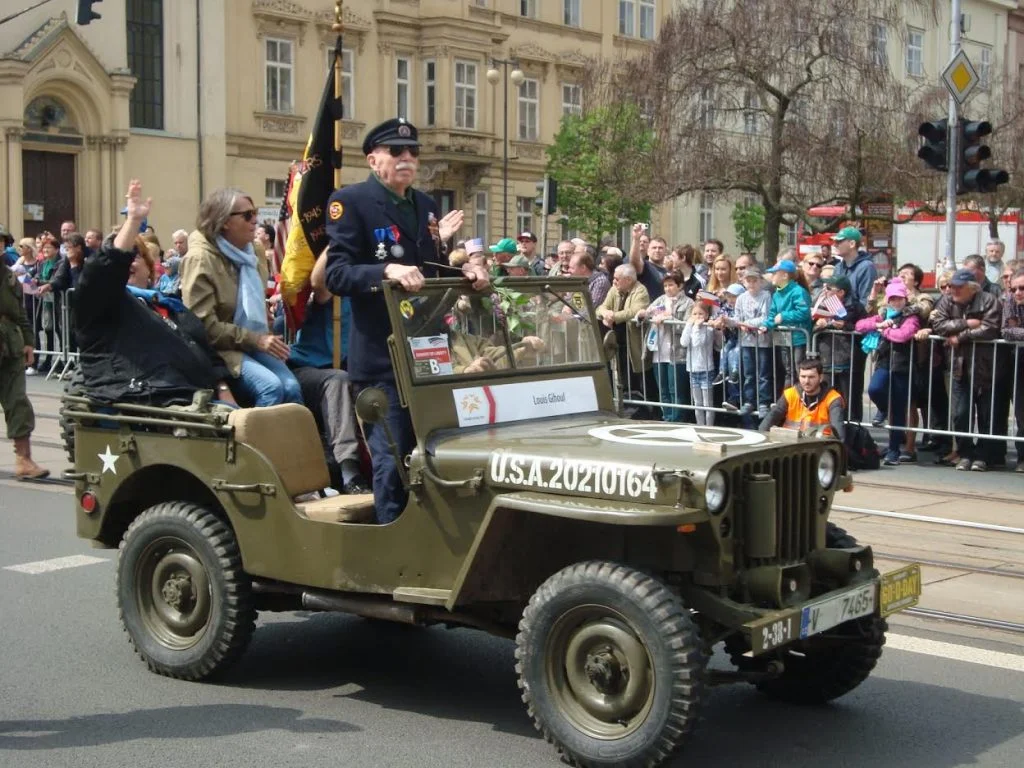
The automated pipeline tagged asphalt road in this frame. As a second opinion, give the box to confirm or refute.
[1,483,1022,768]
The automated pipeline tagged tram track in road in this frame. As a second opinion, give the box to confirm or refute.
[834,504,1024,536]
[901,608,1024,636]
[875,552,1024,579]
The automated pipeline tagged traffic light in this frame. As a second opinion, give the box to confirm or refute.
[534,176,558,215]
[917,119,948,172]
[76,1,102,25]
[959,118,1009,193]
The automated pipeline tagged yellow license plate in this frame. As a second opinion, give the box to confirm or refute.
[879,564,922,616]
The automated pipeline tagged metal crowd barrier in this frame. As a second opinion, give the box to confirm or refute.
[21,286,78,381]
[811,327,1021,453]
[619,317,805,424]
[617,314,1021,455]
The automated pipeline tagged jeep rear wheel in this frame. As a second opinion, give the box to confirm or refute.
[515,561,704,768]
[117,501,255,680]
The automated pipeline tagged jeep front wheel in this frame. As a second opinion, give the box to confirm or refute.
[515,561,704,768]
[117,501,255,680]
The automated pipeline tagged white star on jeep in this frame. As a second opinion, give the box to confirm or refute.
[98,445,119,475]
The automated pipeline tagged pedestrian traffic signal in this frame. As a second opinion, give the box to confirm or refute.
[917,119,948,172]
[534,177,557,215]
[959,119,1009,193]
[76,0,102,25]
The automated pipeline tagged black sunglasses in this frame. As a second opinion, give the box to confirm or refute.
[387,145,420,158]
[230,209,257,222]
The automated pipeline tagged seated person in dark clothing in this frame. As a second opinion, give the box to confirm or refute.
[287,250,369,494]
[74,179,237,406]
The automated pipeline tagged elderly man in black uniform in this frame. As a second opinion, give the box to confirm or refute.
[325,118,489,524]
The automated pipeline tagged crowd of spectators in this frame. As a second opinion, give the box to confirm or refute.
[450,223,1022,474]
[4,202,1022,476]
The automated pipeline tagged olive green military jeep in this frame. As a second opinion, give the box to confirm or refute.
[64,277,921,768]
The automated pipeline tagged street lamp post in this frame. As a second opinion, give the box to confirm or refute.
[487,58,525,236]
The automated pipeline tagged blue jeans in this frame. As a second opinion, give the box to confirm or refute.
[720,337,740,403]
[868,367,909,455]
[741,346,773,409]
[689,370,714,425]
[238,351,304,407]
[357,381,416,524]
[655,362,694,423]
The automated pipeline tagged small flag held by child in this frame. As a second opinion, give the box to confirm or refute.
[813,293,847,319]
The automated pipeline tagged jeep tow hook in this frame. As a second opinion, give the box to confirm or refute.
[706,660,785,687]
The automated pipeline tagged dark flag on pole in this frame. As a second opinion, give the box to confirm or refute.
[280,39,344,329]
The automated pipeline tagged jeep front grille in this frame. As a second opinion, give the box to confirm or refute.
[730,451,819,567]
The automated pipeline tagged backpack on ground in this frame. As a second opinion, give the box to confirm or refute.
[844,423,880,470]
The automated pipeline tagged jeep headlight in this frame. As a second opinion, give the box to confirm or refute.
[705,470,727,513]
[818,450,837,489]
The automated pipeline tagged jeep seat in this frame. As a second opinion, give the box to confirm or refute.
[227,404,375,524]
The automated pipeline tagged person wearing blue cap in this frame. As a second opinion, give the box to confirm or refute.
[762,260,811,389]
[324,117,490,524]
[831,226,876,423]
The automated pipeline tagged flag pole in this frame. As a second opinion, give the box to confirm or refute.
[331,0,344,370]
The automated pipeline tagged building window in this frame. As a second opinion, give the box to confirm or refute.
[638,97,655,125]
[906,28,924,78]
[870,22,888,69]
[698,87,715,129]
[424,60,436,126]
[562,83,582,116]
[979,47,991,89]
[518,78,539,140]
[639,0,655,40]
[472,0,486,6]
[454,60,478,129]
[785,222,798,247]
[474,191,489,241]
[265,178,286,204]
[126,0,164,129]
[517,197,534,235]
[618,0,635,37]
[742,90,760,135]
[520,0,536,17]
[326,48,355,119]
[699,192,714,244]
[396,57,410,119]
[265,38,293,113]
[564,0,581,27]
[621,0,655,39]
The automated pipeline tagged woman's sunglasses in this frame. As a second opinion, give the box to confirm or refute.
[387,145,420,158]
[230,209,258,222]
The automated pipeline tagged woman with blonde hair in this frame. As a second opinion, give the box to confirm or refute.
[705,255,736,297]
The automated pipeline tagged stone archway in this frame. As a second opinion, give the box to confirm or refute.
[0,13,134,237]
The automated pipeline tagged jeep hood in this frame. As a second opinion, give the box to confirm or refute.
[427,411,801,469]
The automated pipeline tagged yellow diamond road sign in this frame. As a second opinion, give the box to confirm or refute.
[942,50,979,105]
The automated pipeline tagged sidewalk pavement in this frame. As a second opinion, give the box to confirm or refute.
[5,376,1022,633]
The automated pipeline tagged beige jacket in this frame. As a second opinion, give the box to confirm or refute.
[600,281,651,371]
[180,231,269,377]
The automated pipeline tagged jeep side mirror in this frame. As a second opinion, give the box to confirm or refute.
[355,387,390,425]
[603,331,618,358]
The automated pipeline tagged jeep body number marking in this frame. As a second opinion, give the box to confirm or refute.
[760,617,794,652]
[489,452,657,500]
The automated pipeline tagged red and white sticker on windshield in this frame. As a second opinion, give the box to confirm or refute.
[453,377,598,428]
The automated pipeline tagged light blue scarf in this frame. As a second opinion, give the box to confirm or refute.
[216,236,268,334]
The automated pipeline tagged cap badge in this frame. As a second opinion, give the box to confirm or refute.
[398,124,412,138]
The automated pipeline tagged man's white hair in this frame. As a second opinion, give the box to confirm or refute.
[172,229,188,240]
[987,239,1005,251]
[614,264,637,279]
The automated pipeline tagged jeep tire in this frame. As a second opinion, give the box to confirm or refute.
[727,524,887,704]
[515,561,704,768]
[117,501,255,680]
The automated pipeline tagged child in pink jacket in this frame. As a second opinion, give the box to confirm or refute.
[855,281,922,465]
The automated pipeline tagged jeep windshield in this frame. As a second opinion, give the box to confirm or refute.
[394,277,603,383]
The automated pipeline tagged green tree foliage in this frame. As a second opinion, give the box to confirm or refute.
[546,103,654,243]
[731,202,765,253]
